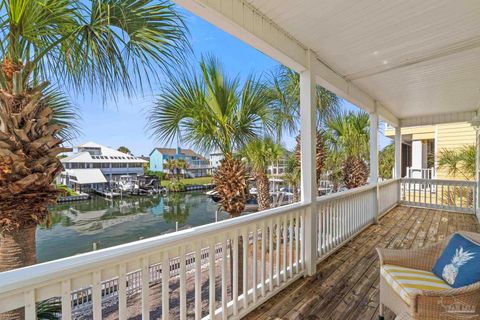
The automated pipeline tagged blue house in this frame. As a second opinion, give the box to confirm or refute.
[149,147,211,177]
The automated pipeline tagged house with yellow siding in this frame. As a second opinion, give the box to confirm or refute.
[385,122,476,180]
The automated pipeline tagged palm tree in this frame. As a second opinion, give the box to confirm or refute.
[176,158,188,179]
[283,153,301,202]
[379,142,395,180]
[438,145,476,180]
[269,65,339,193]
[148,55,273,216]
[240,137,284,211]
[0,0,189,283]
[164,159,176,180]
[325,111,370,189]
[268,65,340,137]
[148,55,273,295]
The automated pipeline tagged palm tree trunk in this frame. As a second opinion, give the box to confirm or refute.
[256,172,270,211]
[0,225,37,320]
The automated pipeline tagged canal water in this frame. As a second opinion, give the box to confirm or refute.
[37,192,230,263]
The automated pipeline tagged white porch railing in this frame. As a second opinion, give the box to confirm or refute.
[400,178,476,213]
[5,177,476,320]
[316,179,401,261]
[0,203,307,320]
[406,167,435,180]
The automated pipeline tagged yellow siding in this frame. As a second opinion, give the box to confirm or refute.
[436,122,476,180]
[384,125,435,138]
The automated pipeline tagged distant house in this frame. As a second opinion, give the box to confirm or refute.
[149,147,210,178]
[209,151,223,172]
[384,122,476,179]
[59,142,147,191]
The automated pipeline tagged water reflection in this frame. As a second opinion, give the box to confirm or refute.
[37,192,228,263]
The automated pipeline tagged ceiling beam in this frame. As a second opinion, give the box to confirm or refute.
[400,111,476,127]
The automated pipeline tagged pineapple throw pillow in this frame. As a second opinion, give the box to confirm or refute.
[432,233,480,288]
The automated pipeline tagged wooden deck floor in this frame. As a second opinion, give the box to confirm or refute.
[243,206,480,320]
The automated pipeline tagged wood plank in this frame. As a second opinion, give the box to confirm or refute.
[243,206,479,320]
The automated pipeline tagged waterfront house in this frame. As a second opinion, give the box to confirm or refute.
[2,2,480,320]
[149,147,211,177]
[209,150,223,172]
[385,123,477,179]
[59,142,147,191]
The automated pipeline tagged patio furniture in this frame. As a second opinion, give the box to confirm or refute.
[377,231,480,320]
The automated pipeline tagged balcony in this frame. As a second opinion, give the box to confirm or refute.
[1,179,478,319]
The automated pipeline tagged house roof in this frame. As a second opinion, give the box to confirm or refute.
[61,142,147,164]
[153,148,205,159]
[64,169,107,184]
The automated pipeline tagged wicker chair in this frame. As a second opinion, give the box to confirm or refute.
[376,231,480,320]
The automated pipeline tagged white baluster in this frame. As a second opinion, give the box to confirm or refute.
[162,252,170,320]
[118,264,127,320]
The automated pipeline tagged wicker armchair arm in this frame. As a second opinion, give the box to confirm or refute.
[376,242,444,271]
[410,282,480,320]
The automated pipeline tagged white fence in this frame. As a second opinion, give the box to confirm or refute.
[378,179,401,216]
[315,180,400,261]
[401,178,476,213]
[0,203,307,320]
[8,177,475,320]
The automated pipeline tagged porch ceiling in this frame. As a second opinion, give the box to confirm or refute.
[176,0,480,125]
[245,0,480,119]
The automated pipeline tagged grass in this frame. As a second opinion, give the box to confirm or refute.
[161,176,213,187]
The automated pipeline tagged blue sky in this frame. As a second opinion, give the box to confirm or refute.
[67,6,391,156]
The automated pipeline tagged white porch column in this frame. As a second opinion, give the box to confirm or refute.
[300,50,318,276]
[475,127,480,220]
[395,126,403,205]
[394,127,402,178]
[369,111,379,183]
[369,109,379,221]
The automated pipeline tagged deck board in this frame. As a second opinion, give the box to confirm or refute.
[243,206,480,320]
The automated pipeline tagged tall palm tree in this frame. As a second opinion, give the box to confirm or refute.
[240,137,284,211]
[325,111,370,189]
[176,158,188,179]
[268,65,340,137]
[148,55,273,216]
[164,159,177,180]
[269,65,339,193]
[0,0,188,283]
[283,153,300,202]
[148,55,273,295]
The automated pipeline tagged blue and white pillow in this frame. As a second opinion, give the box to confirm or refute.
[432,233,480,288]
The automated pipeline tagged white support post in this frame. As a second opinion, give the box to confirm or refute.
[475,127,480,220]
[395,126,402,204]
[300,50,318,276]
[369,109,379,221]
[394,127,402,179]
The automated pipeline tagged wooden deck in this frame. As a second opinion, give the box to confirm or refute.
[243,206,480,320]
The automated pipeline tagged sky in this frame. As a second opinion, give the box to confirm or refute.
[66,5,391,157]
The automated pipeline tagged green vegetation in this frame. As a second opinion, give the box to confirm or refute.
[438,145,476,180]
[117,146,131,155]
[240,138,284,211]
[0,0,189,283]
[55,184,78,197]
[148,55,273,217]
[324,111,370,189]
[161,176,212,187]
[379,143,395,180]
